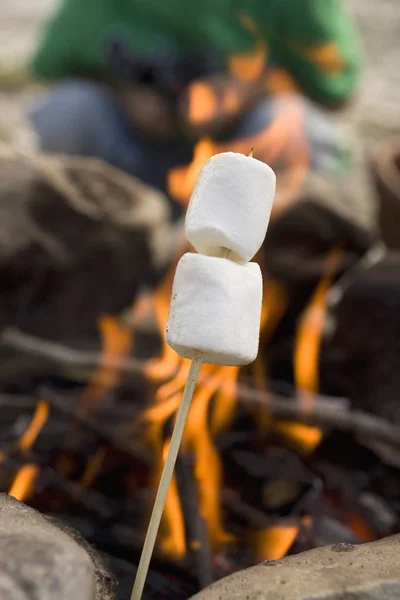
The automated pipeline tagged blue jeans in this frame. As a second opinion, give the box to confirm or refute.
[30,80,342,195]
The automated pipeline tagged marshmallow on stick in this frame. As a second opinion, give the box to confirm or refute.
[131,151,276,600]
[186,152,276,262]
[165,253,263,365]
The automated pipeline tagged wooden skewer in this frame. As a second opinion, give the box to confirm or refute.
[130,355,202,600]
[130,246,233,600]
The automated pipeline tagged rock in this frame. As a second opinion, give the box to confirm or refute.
[371,138,400,250]
[190,535,400,600]
[0,493,116,599]
[323,253,400,423]
[0,146,173,388]
[46,516,117,600]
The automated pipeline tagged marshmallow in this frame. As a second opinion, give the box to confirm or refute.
[186,152,276,262]
[165,253,263,366]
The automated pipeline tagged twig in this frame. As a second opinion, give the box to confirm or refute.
[4,329,399,448]
[1,327,147,378]
[0,394,35,409]
[130,356,202,600]
[237,386,400,446]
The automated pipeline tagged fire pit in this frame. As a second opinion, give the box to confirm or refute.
[0,147,399,600]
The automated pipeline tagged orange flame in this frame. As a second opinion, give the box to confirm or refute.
[18,400,49,454]
[157,440,186,558]
[80,447,106,488]
[6,401,50,501]
[344,511,375,542]
[253,523,299,561]
[79,315,133,415]
[144,275,184,383]
[275,247,343,455]
[182,366,236,550]
[140,253,298,558]
[294,247,343,397]
[143,397,186,559]
[9,464,39,502]
[167,138,217,207]
[141,276,240,554]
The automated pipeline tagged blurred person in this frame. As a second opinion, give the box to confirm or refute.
[29,0,360,208]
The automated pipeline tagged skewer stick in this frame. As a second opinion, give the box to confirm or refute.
[131,245,232,600]
[130,355,202,600]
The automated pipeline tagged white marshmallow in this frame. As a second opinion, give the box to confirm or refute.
[165,253,263,366]
[185,152,276,262]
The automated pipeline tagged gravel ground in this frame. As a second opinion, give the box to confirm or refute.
[0,0,399,146]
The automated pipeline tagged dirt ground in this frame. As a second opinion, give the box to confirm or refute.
[0,0,399,147]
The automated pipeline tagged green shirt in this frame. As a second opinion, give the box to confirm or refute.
[32,0,360,106]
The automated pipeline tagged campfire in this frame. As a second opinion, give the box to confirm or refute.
[0,108,399,600]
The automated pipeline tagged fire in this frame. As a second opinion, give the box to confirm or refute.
[272,421,323,456]
[210,366,239,436]
[344,511,375,542]
[294,247,343,399]
[139,225,338,560]
[55,103,332,566]
[140,277,242,554]
[142,358,237,555]
[275,247,343,456]
[167,138,217,207]
[143,394,186,558]
[145,272,185,383]
[78,314,133,417]
[81,447,106,488]
[7,400,50,502]
[18,400,49,453]
[157,440,186,559]
[253,523,300,561]
[182,366,237,550]
[8,464,39,502]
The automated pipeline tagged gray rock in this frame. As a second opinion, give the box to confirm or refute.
[0,146,172,388]
[0,493,98,599]
[45,516,117,600]
[191,535,400,600]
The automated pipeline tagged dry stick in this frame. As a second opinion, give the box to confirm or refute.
[131,246,232,599]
